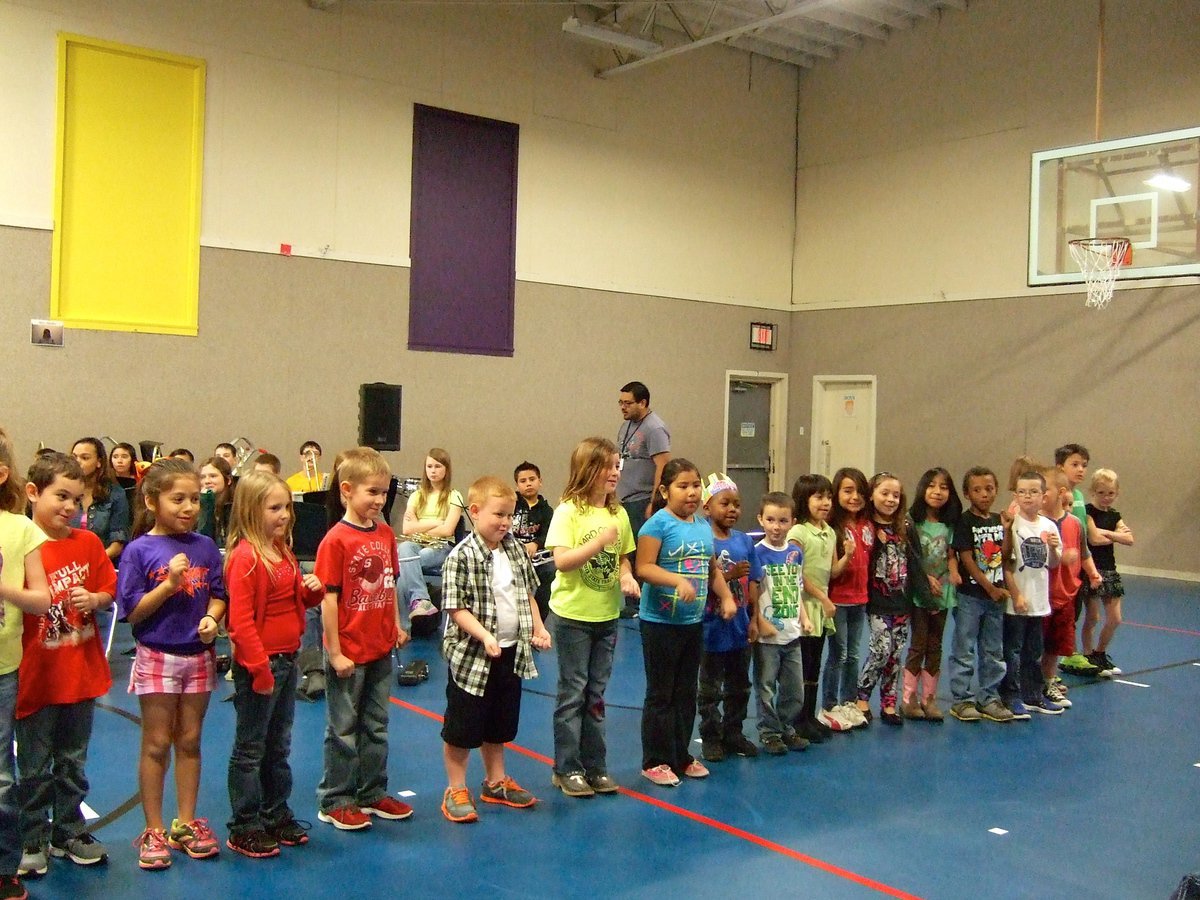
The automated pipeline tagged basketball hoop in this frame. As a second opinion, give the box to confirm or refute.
[1068,237,1131,309]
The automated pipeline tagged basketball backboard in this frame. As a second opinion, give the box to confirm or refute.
[1029,126,1200,286]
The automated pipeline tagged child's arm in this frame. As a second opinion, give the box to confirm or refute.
[710,557,736,620]
[226,550,273,692]
[635,534,695,603]
[1110,518,1134,546]
[947,551,962,586]
[449,608,500,658]
[68,541,116,613]
[830,530,855,578]
[553,525,619,573]
[1001,527,1026,614]
[322,593,355,677]
[802,573,836,619]
[797,568,814,634]
[527,576,551,650]
[746,579,761,642]
[618,555,640,598]
[1086,515,1112,546]
[125,552,188,625]
[1043,522,1061,567]
[199,596,227,644]
[0,547,52,615]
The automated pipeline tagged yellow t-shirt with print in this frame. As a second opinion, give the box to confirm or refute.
[545,501,635,622]
[0,511,47,675]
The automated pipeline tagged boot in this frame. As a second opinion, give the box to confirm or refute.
[794,682,828,743]
[920,670,943,722]
[900,669,925,719]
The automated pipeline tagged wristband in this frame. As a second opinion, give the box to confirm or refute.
[200,614,217,625]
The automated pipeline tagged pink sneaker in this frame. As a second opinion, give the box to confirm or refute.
[683,760,710,779]
[641,764,680,787]
[167,818,219,859]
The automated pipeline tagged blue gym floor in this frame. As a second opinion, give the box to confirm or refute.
[38,574,1200,899]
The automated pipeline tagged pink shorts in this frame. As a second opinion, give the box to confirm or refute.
[128,644,217,695]
[1042,602,1076,658]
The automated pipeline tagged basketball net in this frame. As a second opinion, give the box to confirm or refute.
[1068,237,1131,309]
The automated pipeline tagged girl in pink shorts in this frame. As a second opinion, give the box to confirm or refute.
[116,459,227,871]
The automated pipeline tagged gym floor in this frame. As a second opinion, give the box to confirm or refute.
[44,574,1200,899]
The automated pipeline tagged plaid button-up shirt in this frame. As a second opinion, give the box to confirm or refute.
[441,530,540,696]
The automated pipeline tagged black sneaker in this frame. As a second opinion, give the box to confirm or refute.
[1088,651,1116,677]
[795,719,828,744]
[722,733,759,758]
[266,818,311,846]
[782,733,810,752]
[225,830,280,859]
[700,739,726,762]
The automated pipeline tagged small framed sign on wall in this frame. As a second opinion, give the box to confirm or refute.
[749,322,776,351]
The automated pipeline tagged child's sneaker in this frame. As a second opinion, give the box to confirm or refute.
[49,833,107,866]
[361,796,415,820]
[782,733,810,752]
[0,875,27,900]
[641,764,681,786]
[722,733,759,758]
[1059,653,1101,676]
[682,759,709,779]
[265,817,311,846]
[441,786,479,823]
[225,830,280,859]
[17,846,47,878]
[949,701,981,722]
[167,818,220,859]
[839,702,869,728]
[1090,650,1120,676]
[134,828,171,870]
[1044,683,1072,708]
[760,735,788,756]
[585,772,619,794]
[551,772,595,797]
[480,776,537,808]
[1027,696,1064,715]
[700,738,726,762]
[976,700,1015,722]
[818,707,852,732]
[317,806,371,830]
[1006,700,1032,721]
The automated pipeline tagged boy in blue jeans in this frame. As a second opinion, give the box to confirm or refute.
[948,467,1013,723]
[440,477,551,823]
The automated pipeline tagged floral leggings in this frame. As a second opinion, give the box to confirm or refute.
[857,614,911,709]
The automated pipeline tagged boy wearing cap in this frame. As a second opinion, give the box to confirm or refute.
[697,474,759,762]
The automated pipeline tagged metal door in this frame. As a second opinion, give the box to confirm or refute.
[726,380,773,532]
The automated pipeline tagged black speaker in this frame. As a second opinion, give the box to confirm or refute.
[359,383,402,451]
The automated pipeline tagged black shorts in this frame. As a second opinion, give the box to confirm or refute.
[441,645,522,750]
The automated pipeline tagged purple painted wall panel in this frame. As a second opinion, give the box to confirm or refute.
[409,104,518,356]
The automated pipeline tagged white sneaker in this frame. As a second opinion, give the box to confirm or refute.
[839,702,868,727]
[409,598,438,618]
[818,707,851,732]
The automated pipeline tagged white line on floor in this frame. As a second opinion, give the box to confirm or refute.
[1114,679,1150,687]
[81,802,98,820]
[988,828,1008,835]
[398,790,416,797]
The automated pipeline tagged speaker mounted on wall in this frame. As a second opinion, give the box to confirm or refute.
[359,383,402,451]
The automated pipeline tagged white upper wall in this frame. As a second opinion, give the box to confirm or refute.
[791,0,1200,309]
[0,0,798,309]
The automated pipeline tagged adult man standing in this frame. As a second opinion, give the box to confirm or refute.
[616,381,671,539]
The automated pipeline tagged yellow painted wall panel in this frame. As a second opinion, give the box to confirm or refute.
[51,35,204,334]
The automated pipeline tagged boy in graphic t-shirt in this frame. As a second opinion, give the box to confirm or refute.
[314,448,410,832]
[511,461,555,621]
[17,453,116,874]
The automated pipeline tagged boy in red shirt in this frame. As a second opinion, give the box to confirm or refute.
[314,448,410,831]
[1040,467,1081,709]
[16,453,116,877]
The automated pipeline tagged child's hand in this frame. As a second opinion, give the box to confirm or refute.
[821,598,836,619]
[166,553,189,589]
[482,635,501,658]
[927,574,942,596]
[757,616,778,638]
[747,618,759,643]
[329,652,356,678]
[989,586,1010,604]
[251,667,275,696]
[395,627,410,649]
[675,577,697,604]
[525,542,538,558]
[1089,572,1102,589]
[726,560,750,581]
[1013,594,1028,614]
[843,532,856,558]
[1063,548,1079,567]
[197,614,220,644]
[949,569,962,587]
[532,626,552,650]
[719,596,736,621]
[620,571,640,598]
[597,526,619,548]
[1043,530,1061,551]
[801,617,815,636]
[68,586,94,612]
[302,573,323,593]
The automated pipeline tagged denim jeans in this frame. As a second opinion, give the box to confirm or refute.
[317,653,393,812]
[1001,614,1046,705]
[949,591,1007,705]
[0,671,19,875]
[754,638,803,739]
[15,699,94,847]
[640,620,703,775]
[552,615,618,776]
[822,605,866,709]
[697,646,752,742]
[228,653,300,834]
[396,542,450,607]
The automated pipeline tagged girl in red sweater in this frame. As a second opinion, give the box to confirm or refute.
[224,472,323,858]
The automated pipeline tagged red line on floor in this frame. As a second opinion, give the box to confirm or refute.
[1124,620,1200,638]
[389,696,922,899]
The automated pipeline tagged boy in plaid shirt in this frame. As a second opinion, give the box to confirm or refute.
[440,477,551,823]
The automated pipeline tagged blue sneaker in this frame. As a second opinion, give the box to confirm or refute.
[1006,700,1032,721]
[1027,696,1064,715]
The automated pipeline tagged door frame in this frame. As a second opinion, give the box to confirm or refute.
[723,370,789,491]
[810,375,877,477]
